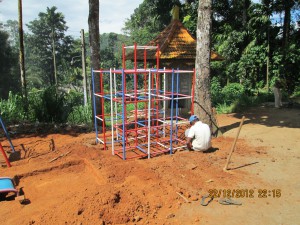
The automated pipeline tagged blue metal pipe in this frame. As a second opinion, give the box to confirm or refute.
[0,116,16,153]
[121,69,126,160]
[175,69,180,142]
[91,69,98,144]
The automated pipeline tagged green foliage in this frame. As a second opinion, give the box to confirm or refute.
[28,87,66,122]
[216,102,235,114]
[221,83,245,105]
[103,101,145,116]
[99,32,128,69]
[271,44,300,93]
[67,104,92,125]
[215,90,274,114]
[210,77,223,105]
[291,86,300,98]
[0,28,20,98]
[123,0,182,44]
[0,87,91,125]
[0,92,25,123]
[3,20,19,47]
[65,90,83,107]
[211,0,300,94]
[28,87,86,123]
[26,6,74,88]
[182,1,198,36]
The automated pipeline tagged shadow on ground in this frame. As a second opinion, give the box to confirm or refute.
[220,104,300,133]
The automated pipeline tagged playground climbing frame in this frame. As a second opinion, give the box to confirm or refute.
[92,44,195,160]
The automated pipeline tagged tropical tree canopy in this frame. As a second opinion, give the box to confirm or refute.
[0,0,299,124]
[26,6,74,88]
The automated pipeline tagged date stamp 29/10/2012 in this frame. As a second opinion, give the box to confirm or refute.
[208,189,281,198]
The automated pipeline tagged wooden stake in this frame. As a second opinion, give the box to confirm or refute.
[223,116,245,171]
[49,151,72,163]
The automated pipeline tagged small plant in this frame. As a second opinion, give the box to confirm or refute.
[28,86,67,123]
[0,92,25,123]
[222,83,245,105]
[216,102,235,114]
[211,77,223,105]
[67,104,92,125]
[291,86,300,98]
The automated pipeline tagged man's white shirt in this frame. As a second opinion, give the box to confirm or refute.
[187,121,211,151]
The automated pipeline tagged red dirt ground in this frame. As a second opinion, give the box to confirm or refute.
[0,105,299,225]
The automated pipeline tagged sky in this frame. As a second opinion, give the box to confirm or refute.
[0,0,143,38]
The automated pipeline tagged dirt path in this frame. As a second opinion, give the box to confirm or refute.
[174,105,300,225]
[0,105,299,225]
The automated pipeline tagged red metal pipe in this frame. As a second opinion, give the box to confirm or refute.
[0,142,11,167]
[134,43,137,71]
[123,70,128,149]
[156,45,160,70]
[134,72,138,148]
[144,48,147,69]
[151,71,155,127]
[155,72,159,141]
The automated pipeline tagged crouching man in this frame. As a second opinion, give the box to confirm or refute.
[185,115,212,151]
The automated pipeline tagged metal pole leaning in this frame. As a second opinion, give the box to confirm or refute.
[0,116,16,153]
[0,142,11,167]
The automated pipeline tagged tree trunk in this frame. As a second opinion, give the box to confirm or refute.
[88,0,101,125]
[282,1,292,48]
[280,0,293,92]
[194,0,220,136]
[18,0,28,113]
[52,28,58,86]
[263,0,272,91]
[81,29,88,106]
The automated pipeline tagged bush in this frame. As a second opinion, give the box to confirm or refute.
[216,102,235,114]
[65,90,84,107]
[67,104,92,125]
[28,86,67,123]
[291,86,300,98]
[211,77,223,105]
[0,88,93,126]
[28,87,87,123]
[0,92,25,123]
[222,83,245,105]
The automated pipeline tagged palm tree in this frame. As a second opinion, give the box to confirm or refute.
[40,7,65,85]
[18,0,28,111]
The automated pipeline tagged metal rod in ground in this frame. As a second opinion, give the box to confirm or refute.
[0,142,11,167]
[223,116,246,171]
[0,116,16,153]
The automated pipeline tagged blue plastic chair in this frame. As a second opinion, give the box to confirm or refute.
[0,177,17,194]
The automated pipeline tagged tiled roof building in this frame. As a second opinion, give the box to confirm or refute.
[126,7,223,67]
